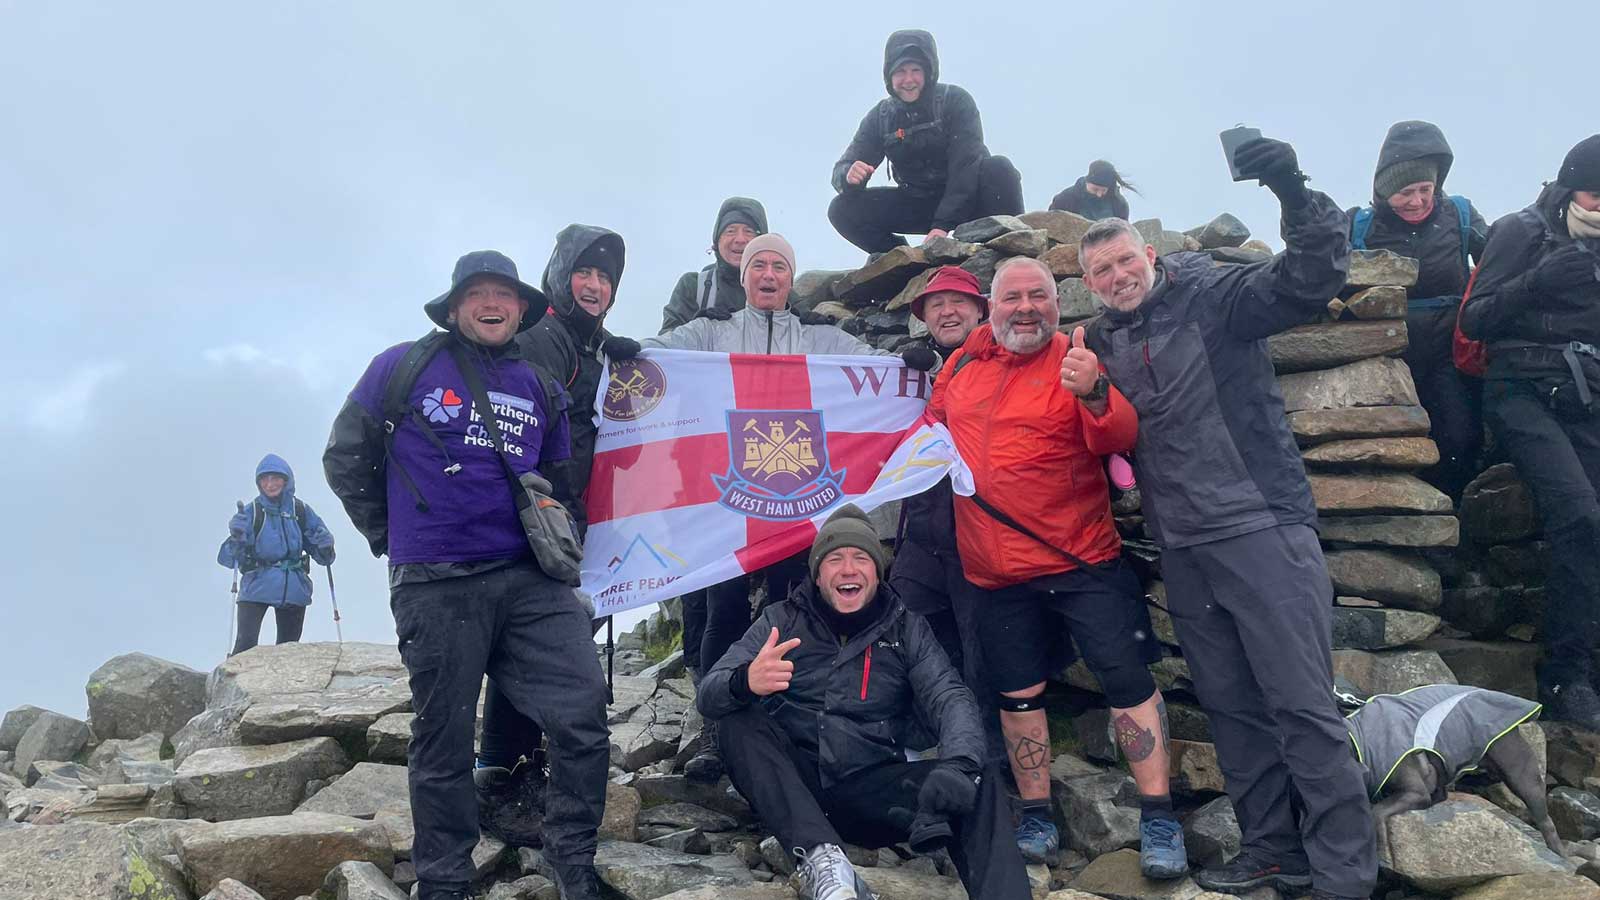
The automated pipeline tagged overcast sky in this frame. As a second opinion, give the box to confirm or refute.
[1,1,1592,720]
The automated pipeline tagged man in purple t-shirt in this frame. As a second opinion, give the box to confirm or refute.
[324,250,609,900]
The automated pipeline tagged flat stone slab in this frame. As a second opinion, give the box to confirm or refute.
[592,840,752,899]
[1289,405,1431,446]
[176,812,394,900]
[1319,514,1459,548]
[294,761,409,820]
[1302,437,1440,470]
[176,736,351,821]
[1332,649,1457,697]
[0,820,195,900]
[833,246,930,305]
[1269,320,1408,373]
[1278,357,1418,412]
[1379,797,1572,892]
[1324,549,1443,610]
[1338,284,1409,319]
[1020,209,1094,245]
[1332,607,1441,650]
[1070,848,1204,898]
[1310,473,1452,516]
[1347,249,1420,288]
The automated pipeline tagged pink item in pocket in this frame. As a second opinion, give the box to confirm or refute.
[1107,453,1136,491]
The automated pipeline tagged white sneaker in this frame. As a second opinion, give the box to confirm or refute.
[795,842,859,900]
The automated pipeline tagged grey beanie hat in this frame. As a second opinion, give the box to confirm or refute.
[809,504,889,580]
[1375,159,1440,199]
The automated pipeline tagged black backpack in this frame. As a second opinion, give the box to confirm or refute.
[240,497,309,573]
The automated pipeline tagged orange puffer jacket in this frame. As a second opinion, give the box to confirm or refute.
[928,325,1137,589]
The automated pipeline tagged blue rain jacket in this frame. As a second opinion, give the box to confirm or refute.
[217,454,336,607]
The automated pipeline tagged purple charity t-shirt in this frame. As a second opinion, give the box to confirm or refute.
[349,340,571,564]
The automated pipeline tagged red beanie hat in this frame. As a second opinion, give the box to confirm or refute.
[910,266,988,321]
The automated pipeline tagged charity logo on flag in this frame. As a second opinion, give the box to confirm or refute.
[580,349,969,619]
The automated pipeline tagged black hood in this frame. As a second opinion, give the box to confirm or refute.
[541,224,625,343]
[712,196,769,274]
[1372,120,1455,205]
[1535,180,1578,236]
[882,29,939,96]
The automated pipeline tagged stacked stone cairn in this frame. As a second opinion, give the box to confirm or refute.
[6,213,1600,898]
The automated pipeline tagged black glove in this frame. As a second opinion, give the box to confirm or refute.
[1529,245,1600,298]
[601,335,641,360]
[1233,137,1309,210]
[917,764,979,817]
[695,306,734,321]
[797,308,839,326]
[900,346,939,372]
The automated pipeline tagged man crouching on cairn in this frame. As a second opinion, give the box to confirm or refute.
[696,504,1032,900]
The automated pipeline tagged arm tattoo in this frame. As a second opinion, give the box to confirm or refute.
[1113,712,1157,763]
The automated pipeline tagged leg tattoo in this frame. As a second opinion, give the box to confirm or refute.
[1113,712,1157,763]
[1008,734,1049,785]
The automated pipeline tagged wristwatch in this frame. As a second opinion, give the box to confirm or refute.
[1082,373,1110,404]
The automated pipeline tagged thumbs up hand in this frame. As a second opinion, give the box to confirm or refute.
[1060,326,1101,397]
[746,627,802,696]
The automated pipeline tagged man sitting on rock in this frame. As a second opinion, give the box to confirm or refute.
[927,256,1185,879]
[827,29,1023,254]
[1079,135,1376,900]
[697,504,1032,900]
[324,250,610,900]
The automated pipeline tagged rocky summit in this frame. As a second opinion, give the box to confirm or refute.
[5,208,1600,900]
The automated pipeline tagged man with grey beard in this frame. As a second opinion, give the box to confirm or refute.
[1078,136,1375,900]
[928,257,1184,879]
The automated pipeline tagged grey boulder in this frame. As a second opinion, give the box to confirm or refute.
[86,652,208,741]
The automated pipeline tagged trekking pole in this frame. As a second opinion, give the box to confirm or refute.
[605,616,616,705]
[228,500,244,656]
[325,563,344,644]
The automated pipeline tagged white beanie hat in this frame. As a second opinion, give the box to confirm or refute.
[739,233,797,286]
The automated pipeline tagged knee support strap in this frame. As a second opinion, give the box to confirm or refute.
[998,694,1045,713]
[1098,665,1158,711]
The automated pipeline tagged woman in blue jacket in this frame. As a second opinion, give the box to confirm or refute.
[217,454,336,654]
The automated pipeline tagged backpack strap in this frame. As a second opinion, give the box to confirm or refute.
[696,265,718,311]
[1350,207,1374,250]
[380,330,452,511]
[1449,195,1473,276]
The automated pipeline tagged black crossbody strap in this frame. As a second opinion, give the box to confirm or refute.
[966,490,1121,586]
[445,342,535,515]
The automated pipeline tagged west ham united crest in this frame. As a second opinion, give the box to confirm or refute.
[713,410,846,521]
[603,358,667,422]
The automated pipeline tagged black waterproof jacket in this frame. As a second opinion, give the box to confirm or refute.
[898,337,960,561]
[1085,192,1351,549]
[830,30,992,232]
[514,224,627,534]
[660,198,769,332]
[1461,182,1600,381]
[698,580,984,787]
[1050,177,1130,221]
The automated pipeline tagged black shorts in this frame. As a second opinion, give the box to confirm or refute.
[976,557,1160,706]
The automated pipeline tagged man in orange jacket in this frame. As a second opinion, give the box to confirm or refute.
[927,256,1185,879]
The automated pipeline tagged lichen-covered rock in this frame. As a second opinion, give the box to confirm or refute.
[86,652,207,741]
[592,841,753,899]
[0,820,196,900]
[175,737,351,821]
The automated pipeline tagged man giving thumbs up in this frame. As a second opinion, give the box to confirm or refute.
[695,504,1033,900]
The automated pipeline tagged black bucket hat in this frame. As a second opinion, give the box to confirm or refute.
[424,250,548,333]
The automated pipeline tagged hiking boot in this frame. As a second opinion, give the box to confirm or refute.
[1541,681,1600,733]
[1139,816,1189,880]
[550,862,603,900]
[474,760,547,847]
[1014,813,1060,866]
[1194,852,1312,894]
[795,842,861,900]
[683,719,724,783]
